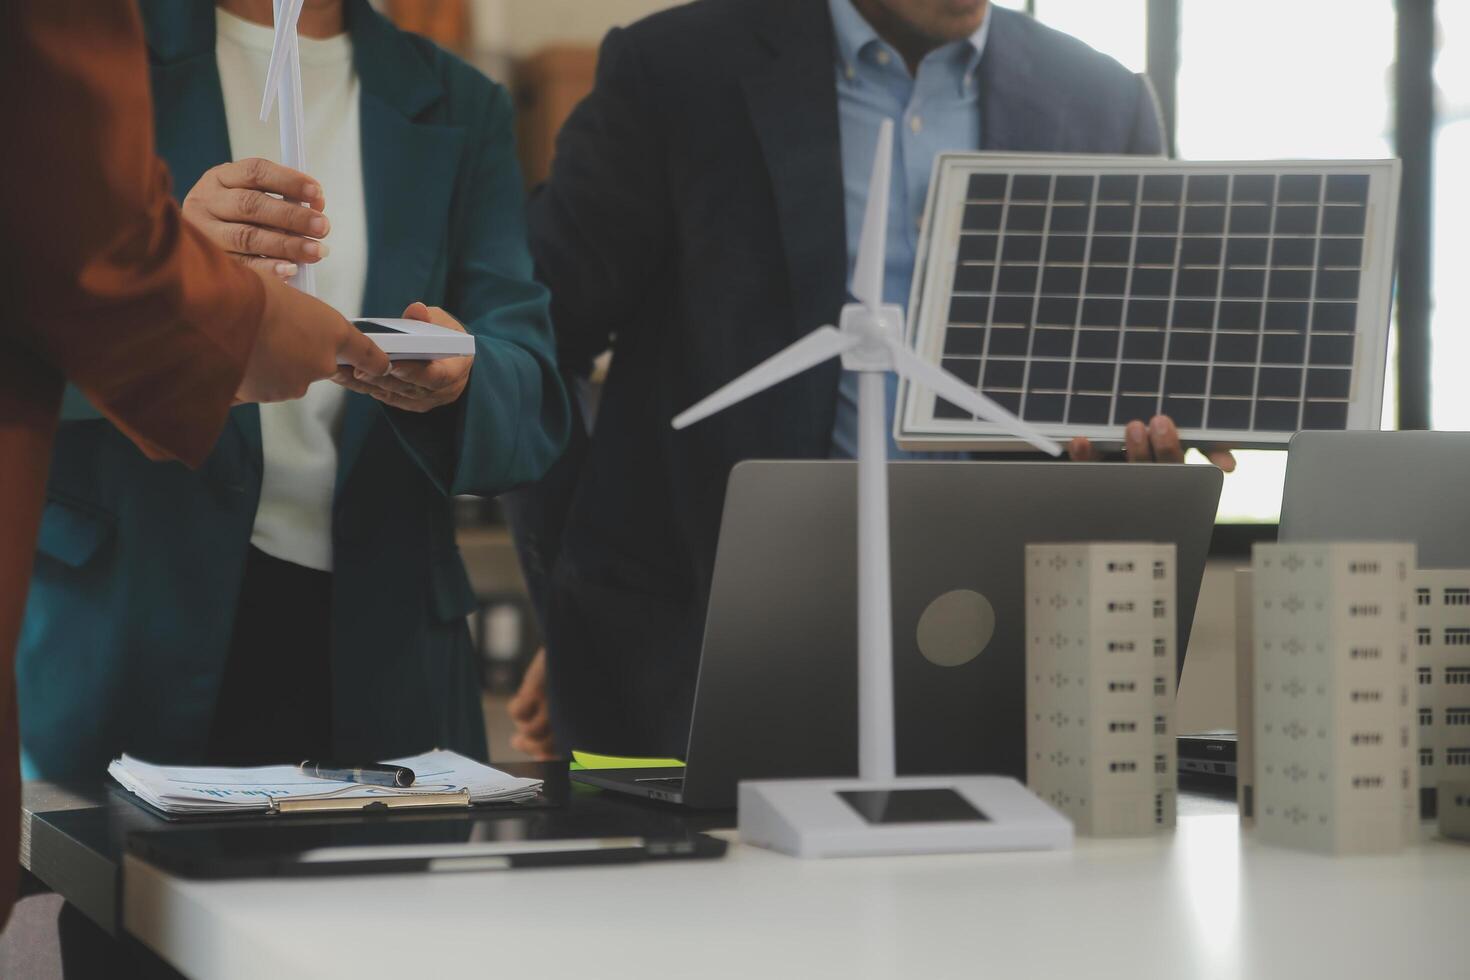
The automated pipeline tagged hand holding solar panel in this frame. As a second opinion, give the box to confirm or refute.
[895,157,1400,451]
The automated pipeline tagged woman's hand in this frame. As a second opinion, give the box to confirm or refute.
[181,157,330,279]
[332,303,474,412]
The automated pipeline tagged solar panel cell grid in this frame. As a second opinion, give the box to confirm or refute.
[904,158,1397,449]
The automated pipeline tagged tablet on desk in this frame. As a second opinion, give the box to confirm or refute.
[347,317,476,362]
[127,806,727,879]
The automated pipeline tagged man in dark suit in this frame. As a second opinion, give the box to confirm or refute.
[510,0,1228,759]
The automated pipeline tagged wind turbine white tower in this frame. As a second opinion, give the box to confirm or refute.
[674,122,1075,857]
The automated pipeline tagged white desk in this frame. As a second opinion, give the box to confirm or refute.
[123,812,1468,980]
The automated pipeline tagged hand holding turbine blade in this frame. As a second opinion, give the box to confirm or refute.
[851,120,894,312]
[885,338,1063,456]
[672,326,859,430]
[257,0,316,296]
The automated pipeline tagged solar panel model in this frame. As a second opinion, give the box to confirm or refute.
[895,157,1400,451]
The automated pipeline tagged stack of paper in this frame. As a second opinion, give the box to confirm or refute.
[108,749,541,816]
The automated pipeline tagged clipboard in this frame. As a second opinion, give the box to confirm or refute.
[271,789,472,815]
[107,750,549,822]
[112,783,554,824]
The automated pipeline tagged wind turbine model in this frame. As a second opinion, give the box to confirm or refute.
[260,0,316,297]
[673,120,1075,858]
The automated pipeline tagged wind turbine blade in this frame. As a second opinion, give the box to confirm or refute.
[851,119,894,311]
[673,327,859,430]
[259,0,308,120]
[885,339,1063,456]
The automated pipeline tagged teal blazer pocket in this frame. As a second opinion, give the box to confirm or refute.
[36,495,115,569]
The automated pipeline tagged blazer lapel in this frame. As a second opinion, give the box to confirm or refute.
[143,0,262,480]
[740,0,850,447]
[335,0,465,486]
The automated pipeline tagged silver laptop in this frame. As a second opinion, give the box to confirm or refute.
[1280,430,1470,568]
[572,461,1222,808]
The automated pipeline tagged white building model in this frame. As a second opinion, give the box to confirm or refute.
[1252,543,1417,854]
[1026,543,1177,837]
[1414,569,1470,812]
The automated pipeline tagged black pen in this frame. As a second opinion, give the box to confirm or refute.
[299,760,416,788]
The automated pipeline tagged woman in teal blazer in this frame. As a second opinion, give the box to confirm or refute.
[17,0,570,778]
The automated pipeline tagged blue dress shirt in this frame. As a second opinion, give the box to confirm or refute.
[827,0,990,459]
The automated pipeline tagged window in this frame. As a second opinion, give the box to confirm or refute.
[1152,560,1167,581]
[1349,561,1380,575]
[1176,0,1396,523]
[1450,667,1470,684]
[1152,599,1167,620]
[1350,690,1382,703]
[1448,707,1470,726]
[1449,748,1470,767]
[1448,630,1470,648]
[1108,721,1137,733]
[1109,760,1138,773]
[1421,707,1434,726]
[1107,640,1136,653]
[1153,677,1167,697]
[1108,681,1137,693]
[1434,3,1470,429]
[1420,666,1434,684]
[1447,588,1470,606]
[1419,628,1434,647]
[1418,588,1433,606]
[1350,647,1381,660]
[1351,776,1384,789]
[1107,601,1136,613]
[1421,747,1434,767]
[1154,715,1167,735]
[1154,637,1168,658]
[1106,560,1135,573]
[1349,604,1381,618]
[1350,733,1382,746]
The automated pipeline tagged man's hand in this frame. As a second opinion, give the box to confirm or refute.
[1068,415,1236,471]
[236,270,389,403]
[508,648,557,760]
[182,157,330,280]
[331,302,474,412]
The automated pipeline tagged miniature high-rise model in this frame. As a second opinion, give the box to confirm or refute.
[1414,569,1470,813]
[1026,542,1177,837]
[1253,542,1417,854]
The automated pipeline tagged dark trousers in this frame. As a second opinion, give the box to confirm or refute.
[205,546,333,765]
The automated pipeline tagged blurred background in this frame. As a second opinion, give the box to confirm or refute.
[370,0,1464,746]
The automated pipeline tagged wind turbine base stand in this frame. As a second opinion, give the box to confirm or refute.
[738,775,1074,859]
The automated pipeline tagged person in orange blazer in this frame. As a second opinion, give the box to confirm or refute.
[0,0,390,928]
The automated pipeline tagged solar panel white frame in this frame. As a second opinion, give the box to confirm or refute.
[896,155,1400,451]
